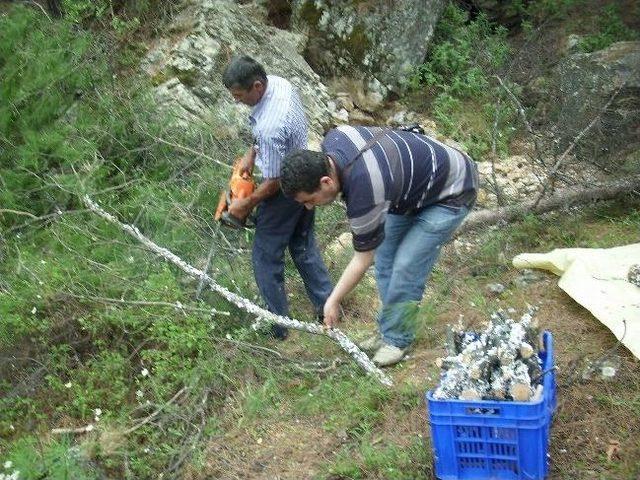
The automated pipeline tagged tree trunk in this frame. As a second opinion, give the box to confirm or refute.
[459,176,640,234]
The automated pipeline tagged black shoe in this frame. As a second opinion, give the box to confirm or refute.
[270,324,289,340]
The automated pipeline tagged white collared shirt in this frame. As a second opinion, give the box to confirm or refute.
[249,75,308,178]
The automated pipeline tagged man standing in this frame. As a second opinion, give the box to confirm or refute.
[222,55,332,339]
[281,125,478,365]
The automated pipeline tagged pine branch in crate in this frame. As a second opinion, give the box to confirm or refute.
[433,306,544,401]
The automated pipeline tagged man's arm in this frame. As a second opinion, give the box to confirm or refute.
[323,249,375,327]
[239,146,256,176]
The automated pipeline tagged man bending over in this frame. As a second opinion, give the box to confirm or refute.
[281,125,478,365]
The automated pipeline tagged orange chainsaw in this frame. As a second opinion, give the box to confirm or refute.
[214,158,256,229]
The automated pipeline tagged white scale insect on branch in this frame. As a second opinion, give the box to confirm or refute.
[83,196,393,387]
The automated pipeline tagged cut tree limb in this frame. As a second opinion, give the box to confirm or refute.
[459,176,640,234]
[83,196,393,387]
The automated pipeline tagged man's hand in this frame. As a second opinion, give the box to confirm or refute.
[321,249,375,329]
[228,197,253,220]
[323,298,341,328]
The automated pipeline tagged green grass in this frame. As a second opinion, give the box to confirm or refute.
[322,436,431,480]
[292,376,391,434]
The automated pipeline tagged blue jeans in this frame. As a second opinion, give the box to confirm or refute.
[374,204,470,349]
[252,191,333,318]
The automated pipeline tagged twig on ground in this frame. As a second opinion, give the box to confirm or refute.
[62,292,231,316]
[196,235,217,300]
[166,389,210,477]
[52,424,95,435]
[495,75,546,169]
[216,336,344,372]
[7,209,90,234]
[20,0,52,21]
[144,133,232,171]
[0,209,37,218]
[124,387,188,435]
[489,97,506,206]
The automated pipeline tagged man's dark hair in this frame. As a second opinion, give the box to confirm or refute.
[281,150,331,197]
[222,55,267,90]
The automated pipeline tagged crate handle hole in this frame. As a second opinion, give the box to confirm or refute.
[465,407,500,415]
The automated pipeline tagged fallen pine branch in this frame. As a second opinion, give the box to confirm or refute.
[459,175,640,234]
[83,196,393,387]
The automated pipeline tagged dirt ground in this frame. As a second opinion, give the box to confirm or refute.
[194,266,639,479]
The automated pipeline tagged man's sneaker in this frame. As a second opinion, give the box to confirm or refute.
[358,334,383,352]
[372,343,407,367]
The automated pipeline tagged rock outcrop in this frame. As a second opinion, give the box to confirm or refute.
[291,0,445,95]
[546,41,640,168]
[141,0,334,146]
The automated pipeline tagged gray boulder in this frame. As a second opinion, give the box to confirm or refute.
[291,0,445,95]
[141,0,333,145]
[547,41,640,168]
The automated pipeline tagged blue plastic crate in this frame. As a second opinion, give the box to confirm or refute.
[426,331,556,480]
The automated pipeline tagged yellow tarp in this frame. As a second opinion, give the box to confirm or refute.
[513,244,640,360]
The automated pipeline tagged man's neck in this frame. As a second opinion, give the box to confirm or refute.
[328,156,342,192]
[256,78,268,104]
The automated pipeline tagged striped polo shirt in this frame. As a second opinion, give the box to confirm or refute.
[250,75,307,178]
[322,125,478,251]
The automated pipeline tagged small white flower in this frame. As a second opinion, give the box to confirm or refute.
[85,424,94,432]
[143,448,150,453]
[3,461,12,469]
[94,408,102,417]
[140,368,149,377]
[31,307,37,314]
[127,256,134,263]
[64,382,72,388]
[36,295,41,299]
[175,301,182,309]
[38,281,43,285]
[40,260,46,264]
[136,389,144,398]
[225,333,232,340]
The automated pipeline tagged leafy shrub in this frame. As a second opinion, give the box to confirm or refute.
[0,5,248,478]
[409,4,514,159]
[2,436,99,480]
[577,5,639,52]
[412,7,509,96]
